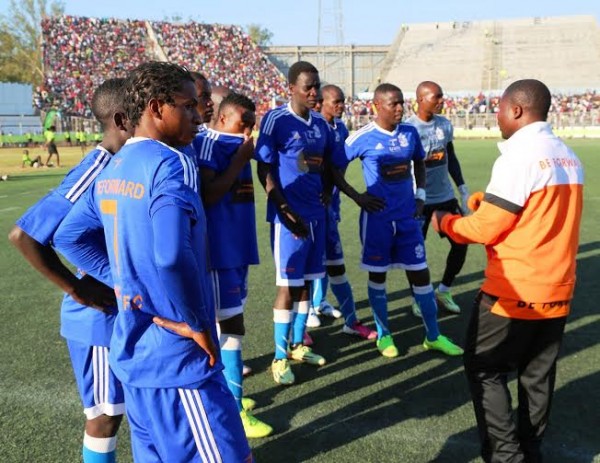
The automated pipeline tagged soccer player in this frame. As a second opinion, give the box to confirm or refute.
[21,149,42,168]
[331,83,464,358]
[310,84,376,340]
[44,125,60,167]
[193,92,273,438]
[53,62,251,462]
[432,79,583,463]
[9,78,132,463]
[406,81,470,316]
[190,71,214,131]
[255,61,339,385]
[208,85,231,127]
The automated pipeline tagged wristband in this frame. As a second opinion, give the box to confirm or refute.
[458,184,469,196]
[415,188,426,202]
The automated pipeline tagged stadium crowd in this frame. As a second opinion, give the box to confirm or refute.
[37,15,287,117]
[40,15,149,117]
[153,21,287,114]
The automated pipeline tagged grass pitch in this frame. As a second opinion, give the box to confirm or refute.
[1,139,599,462]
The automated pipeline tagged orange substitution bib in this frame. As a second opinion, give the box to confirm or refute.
[490,298,570,320]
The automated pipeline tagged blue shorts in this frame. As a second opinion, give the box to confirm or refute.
[211,267,248,321]
[359,211,428,272]
[270,219,325,287]
[124,372,252,463]
[66,339,125,420]
[325,207,344,265]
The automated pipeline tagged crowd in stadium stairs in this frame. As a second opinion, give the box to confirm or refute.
[152,21,287,114]
[37,15,287,118]
[40,15,149,117]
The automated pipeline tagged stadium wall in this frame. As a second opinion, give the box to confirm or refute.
[264,45,389,97]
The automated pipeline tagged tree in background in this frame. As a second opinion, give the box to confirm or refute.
[246,23,273,46]
[0,0,64,85]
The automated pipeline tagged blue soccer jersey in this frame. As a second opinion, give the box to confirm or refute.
[256,103,342,222]
[335,121,426,220]
[406,114,455,205]
[54,137,220,389]
[15,146,115,346]
[194,129,259,269]
[328,117,349,221]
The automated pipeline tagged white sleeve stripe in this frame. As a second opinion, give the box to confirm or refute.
[263,110,286,135]
[151,140,199,192]
[211,270,220,311]
[200,137,216,162]
[65,150,111,203]
[346,124,375,146]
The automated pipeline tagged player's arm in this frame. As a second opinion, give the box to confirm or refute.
[331,166,384,212]
[257,160,309,237]
[331,140,384,212]
[432,155,523,244]
[9,225,115,310]
[413,158,427,216]
[200,136,254,206]
[151,200,218,366]
[433,195,519,245]
[447,141,470,212]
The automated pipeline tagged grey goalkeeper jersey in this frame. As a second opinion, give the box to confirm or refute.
[406,114,455,205]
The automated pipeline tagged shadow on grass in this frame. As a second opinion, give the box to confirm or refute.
[250,250,600,462]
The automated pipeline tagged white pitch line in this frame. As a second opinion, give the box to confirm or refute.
[0,195,8,198]
[0,206,19,213]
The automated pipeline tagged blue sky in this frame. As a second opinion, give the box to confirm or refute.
[2,0,598,45]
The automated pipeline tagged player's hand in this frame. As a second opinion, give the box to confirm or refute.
[152,316,219,367]
[458,184,471,215]
[467,191,485,212]
[355,192,385,212]
[431,210,451,233]
[234,135,255,164]
[414,199,425,218]
[70,274,117,314]
[279,204,309,238]
[320,190,331,206]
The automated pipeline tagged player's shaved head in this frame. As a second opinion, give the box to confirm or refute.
[218,92,256,117]
[374,83,402,102]
[503,79,551,120]
[92,78,126,128]
[212,86,231,106]
[321,84,343,99]
[416,81,442,99]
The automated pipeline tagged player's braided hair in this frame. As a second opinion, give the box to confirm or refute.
[91,78,126,129]
[124,61,194,127]
[217,92,256,118]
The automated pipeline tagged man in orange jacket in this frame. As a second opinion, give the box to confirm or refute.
[432,79,584,463]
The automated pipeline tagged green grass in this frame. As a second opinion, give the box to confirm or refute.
[1,139,599,462]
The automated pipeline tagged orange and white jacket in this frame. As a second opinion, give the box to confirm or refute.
[440,122,583,319]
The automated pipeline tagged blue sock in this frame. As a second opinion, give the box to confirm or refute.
[292,300,309,345]
[330,274,357,326]
[311,277,326,310]
[82,434,116,463]
[273,309,292,360]
[220,334,243,412]
[414,284,440,341]
[368,280,389,338]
